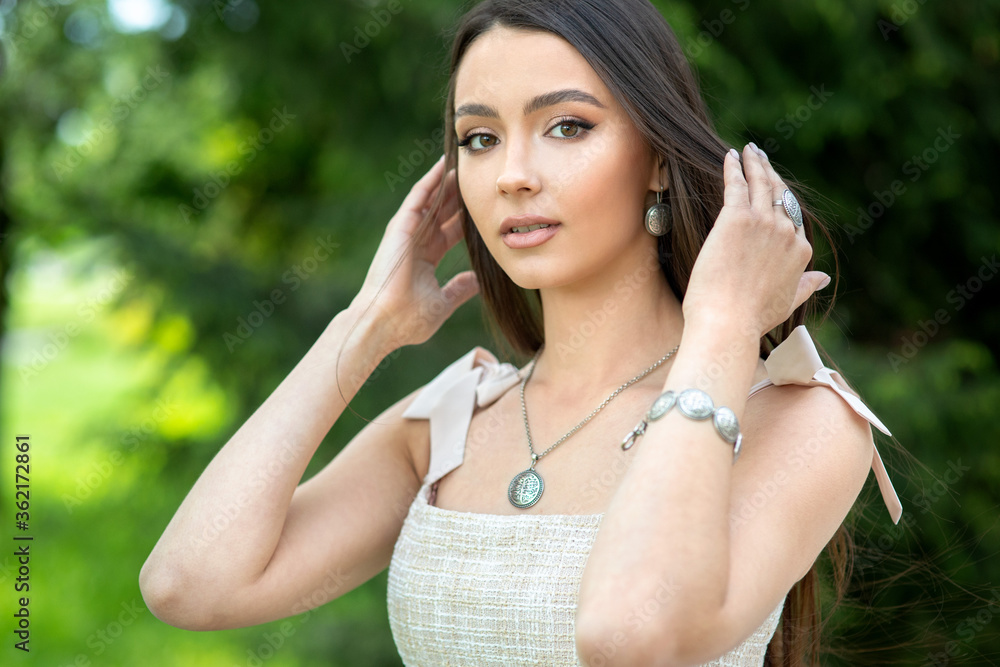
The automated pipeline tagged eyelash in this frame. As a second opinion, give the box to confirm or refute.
[456,117,596,154]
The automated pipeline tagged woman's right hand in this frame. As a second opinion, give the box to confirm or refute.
[352,154,480,349]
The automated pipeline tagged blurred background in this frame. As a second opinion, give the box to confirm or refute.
[0,0,998,665]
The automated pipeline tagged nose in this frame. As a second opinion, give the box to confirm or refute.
[495,138,541,196]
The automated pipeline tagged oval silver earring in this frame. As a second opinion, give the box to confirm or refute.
[645,170,671,237]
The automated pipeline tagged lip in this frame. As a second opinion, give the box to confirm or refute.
[500,214,562,236]
[501,222,560,249]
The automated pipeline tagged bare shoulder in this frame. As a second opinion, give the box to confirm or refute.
[734,370,875,576]
[678,365,879,657]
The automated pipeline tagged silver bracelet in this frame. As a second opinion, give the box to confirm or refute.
[621,388,742,462]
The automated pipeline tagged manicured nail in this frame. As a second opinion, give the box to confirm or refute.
[729,148,740,161]
[818,274,832,289]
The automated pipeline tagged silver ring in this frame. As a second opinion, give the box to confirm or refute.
[774,189,803,227]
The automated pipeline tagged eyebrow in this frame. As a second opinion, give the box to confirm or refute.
[454,88,606,121]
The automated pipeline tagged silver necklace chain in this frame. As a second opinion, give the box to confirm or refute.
[518,342,681,466]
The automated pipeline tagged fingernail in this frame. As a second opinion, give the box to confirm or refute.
[818,274,832,290]
[728,148,740,161]
[749,142,768,160]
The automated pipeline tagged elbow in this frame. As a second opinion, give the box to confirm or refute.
[139,558,217,631]
[575,604,721,667]
[575,621,684,667]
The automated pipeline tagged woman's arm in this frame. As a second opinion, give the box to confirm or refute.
[575,146,871,665]
[575,320,874,666]
[139,154,475,630]
[138,300,404,629]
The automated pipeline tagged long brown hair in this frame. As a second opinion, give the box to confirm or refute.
[346,0,901,662]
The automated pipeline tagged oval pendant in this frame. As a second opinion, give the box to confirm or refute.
[508,469,544,508]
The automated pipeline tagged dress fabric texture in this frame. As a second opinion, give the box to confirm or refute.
[386,325,902,666]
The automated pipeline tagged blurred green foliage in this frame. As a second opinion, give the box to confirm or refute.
[0,0,997,664]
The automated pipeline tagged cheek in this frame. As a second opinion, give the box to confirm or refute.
[556,123,638,199]
[458,167,492,237]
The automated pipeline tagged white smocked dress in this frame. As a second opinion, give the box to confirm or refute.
[386,325,903,666]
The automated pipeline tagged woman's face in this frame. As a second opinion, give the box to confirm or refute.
[454,25,661,291]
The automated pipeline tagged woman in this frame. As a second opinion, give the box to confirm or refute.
[139,1,903,664]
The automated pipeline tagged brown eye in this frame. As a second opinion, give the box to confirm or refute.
[556,122,579,138]
[549,119,595,139]
[458,133,499,152]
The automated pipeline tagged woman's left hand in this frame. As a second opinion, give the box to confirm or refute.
[680,143,828,341]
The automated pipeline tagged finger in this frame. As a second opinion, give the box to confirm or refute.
[402,154,447,213]
[423,174,460,229]
[438,208,465,250]
[423,208,465,265]
[723,148,749,209]
[742,144,772,219]
[792,271,830,314]
[438,270,480,316]
[750,144,787,194]
[749,143,798,228]
[438,168,460,213]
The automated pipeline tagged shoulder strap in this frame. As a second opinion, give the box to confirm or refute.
[747,325,903,524]
[402,346,526,486]
[403,328,905,525]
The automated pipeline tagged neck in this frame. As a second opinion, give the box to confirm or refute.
[529,245,685,401]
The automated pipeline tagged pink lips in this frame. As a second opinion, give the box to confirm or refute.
[501,223,560,249]
[500,214,561,235]
[500,214,561,249]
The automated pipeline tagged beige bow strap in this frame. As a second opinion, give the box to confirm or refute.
[765,325,903,524]
[403,328,904,525]
[402,347,524,486]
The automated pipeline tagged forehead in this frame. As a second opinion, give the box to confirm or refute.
[454,26,610,109]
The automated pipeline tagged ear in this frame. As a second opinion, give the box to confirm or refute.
[647,153,667,194]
